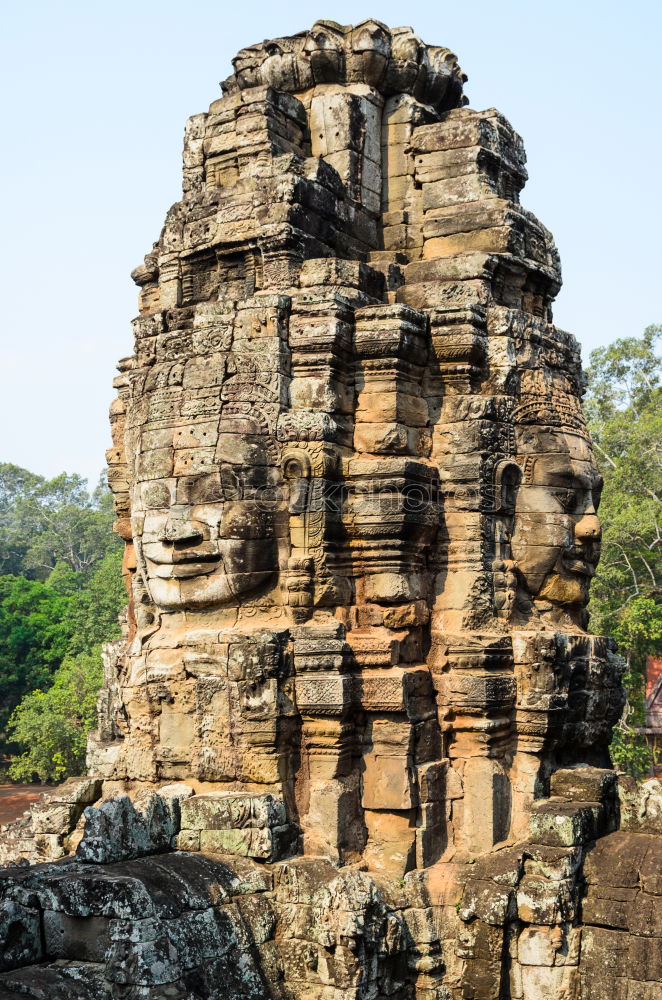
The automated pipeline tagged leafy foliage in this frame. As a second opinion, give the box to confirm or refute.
[0,467,125,778]
[46,561,85,597]
[0,466,120,581]
[0,464,43,576]
[586,325,662,777]
[7,651,103,782]
[64,548,125,655]
[0,577,71,742]
[610,668,653,781]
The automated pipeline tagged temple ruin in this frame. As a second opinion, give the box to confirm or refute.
[1,20,660,1000]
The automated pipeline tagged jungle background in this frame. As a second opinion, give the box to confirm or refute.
[0,327,659,783]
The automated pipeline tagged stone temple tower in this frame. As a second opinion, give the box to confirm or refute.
[1,21,660,1000]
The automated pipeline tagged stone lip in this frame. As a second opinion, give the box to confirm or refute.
[177,793,297,863]
[549,765,617,804]
[75,788,191,866]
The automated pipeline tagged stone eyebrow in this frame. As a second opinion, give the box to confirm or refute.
[549,471,577,485]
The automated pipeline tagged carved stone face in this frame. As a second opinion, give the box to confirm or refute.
[131,420,281,612]
[511,438,602,611]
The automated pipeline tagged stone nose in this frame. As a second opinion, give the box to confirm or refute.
[158,516,203,544]
[574,511,601,542]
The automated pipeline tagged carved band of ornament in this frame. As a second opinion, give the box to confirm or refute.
[276,412,341,443]
[431,343,485,364]
[435,655,516,675]
[293,629,346,649]
[294,672,424,715]
[226,23,467,115]
[351,652,399,668]
[295,675,351,715]
[221,378,283,405]
[430,640,513,672]
[512,410,589,435]
[352,676,406,712]
[293,647,346,663]
[430,303,487,324]
[220,400,274,433]
[434,367,483,385]
[238,604,286,619]
[355,302,427,323]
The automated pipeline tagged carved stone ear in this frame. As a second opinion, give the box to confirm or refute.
[282,452,312,514]
[494,461,522,515]
[492,461,522,619]
[281,451,315,619]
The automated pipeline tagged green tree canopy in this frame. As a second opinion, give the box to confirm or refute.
[0,463,44,576]
[7,651,103,783]
[0,576,71,742]
[586,324,662,779]
[586,324,662,664]
[14,472,119,579]
[0,466,125,770]
[64,548,125,655]
[0,467,119,583]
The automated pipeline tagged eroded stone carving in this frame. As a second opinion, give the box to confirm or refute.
[1,20,658,1000]
[84,15,630,868]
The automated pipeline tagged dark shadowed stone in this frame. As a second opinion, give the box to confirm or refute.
[550,765,617,803]
[0,901,42,972]
[77,791,181,865]
[0,962,111,999]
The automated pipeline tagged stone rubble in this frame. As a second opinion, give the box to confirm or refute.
[0,778,102,867]
[1,19,660,1000]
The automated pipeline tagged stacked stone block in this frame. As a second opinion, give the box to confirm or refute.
[1,19,658,1000]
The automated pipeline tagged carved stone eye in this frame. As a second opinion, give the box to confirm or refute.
[188,474,225,504]
[552,488,577,513]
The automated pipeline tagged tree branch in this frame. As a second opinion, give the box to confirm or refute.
[592,440,618,470]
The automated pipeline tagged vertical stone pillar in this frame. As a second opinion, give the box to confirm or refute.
[310,87,383,215]
[350,303,434,606]
[292,622,361,862]
[381,94,432,257]
[428,635,515,852]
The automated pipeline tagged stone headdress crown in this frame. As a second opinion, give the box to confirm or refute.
[513,369,588,434]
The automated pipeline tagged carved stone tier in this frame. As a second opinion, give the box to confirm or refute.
[1,22,649,1000]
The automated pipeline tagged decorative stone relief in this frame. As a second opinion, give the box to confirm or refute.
[1,21,658,1000]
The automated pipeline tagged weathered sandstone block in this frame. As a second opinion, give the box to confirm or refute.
[1,18,659,1000]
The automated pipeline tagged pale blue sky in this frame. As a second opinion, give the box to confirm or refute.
[1,0,659,486]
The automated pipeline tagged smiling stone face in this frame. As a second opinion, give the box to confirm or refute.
[512,433,602,618]
[90,24,624,904]
[131,415,283,611]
